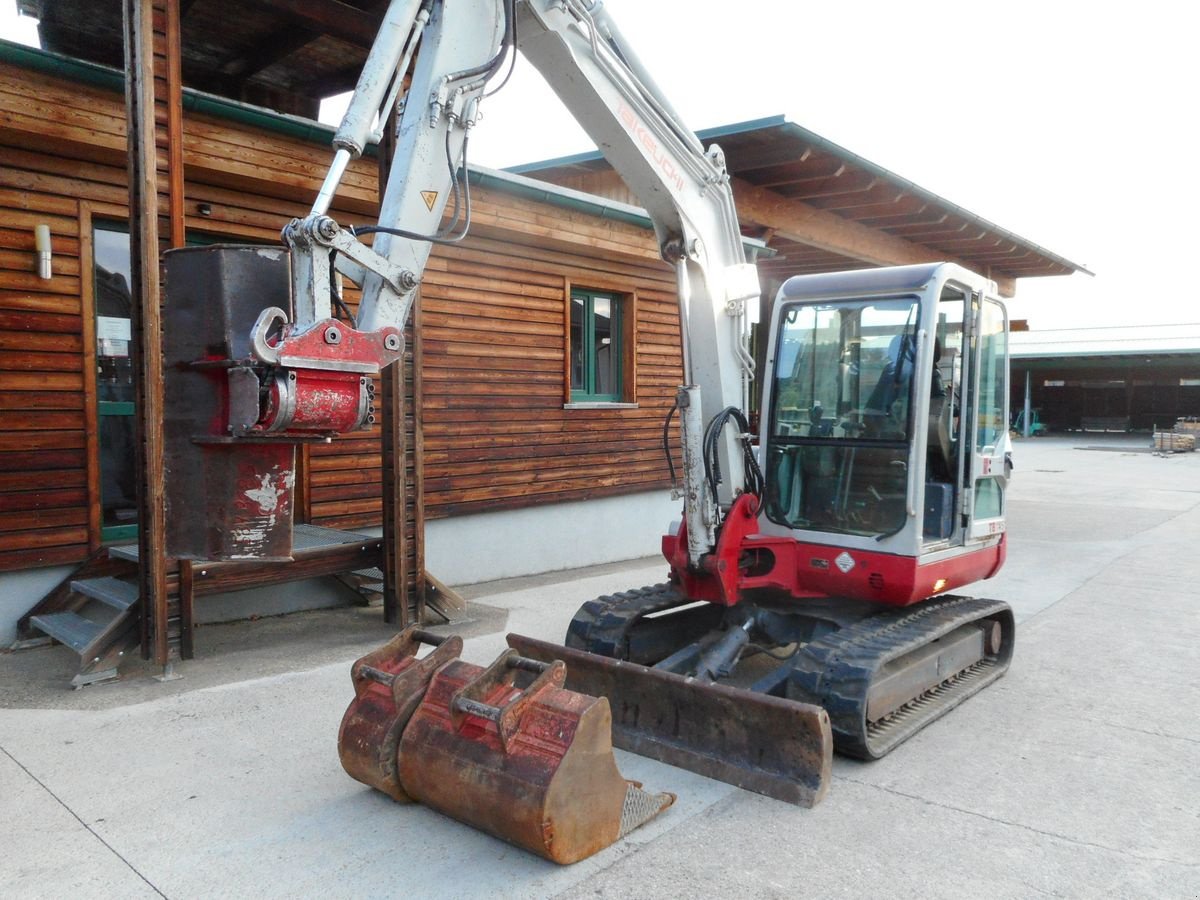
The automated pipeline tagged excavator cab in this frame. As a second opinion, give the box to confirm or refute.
[761,261,1011,597]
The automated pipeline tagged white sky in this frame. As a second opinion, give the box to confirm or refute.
[6,0,1197,329]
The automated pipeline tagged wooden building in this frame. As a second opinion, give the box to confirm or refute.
[1010,325,1200,432]
[0,1,1083,684]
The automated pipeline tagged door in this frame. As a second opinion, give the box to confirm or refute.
[92,222,138,542]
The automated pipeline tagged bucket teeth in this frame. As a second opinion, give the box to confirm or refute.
[619,782,675,838]
[340,635,675,864]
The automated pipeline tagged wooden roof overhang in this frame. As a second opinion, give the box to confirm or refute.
[511,116,1089,298]
[18,0,390,117]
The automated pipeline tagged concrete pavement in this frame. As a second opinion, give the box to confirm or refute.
[2,435,1198,898]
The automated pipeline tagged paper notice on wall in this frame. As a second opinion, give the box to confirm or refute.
[97,316,132,341]
[97,316,132,358]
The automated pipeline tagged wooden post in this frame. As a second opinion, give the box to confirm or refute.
[165,0,186,249]
[378,105,408,626]
[123,0,169,665]
[412,290,426,624]
[179,559,195,660]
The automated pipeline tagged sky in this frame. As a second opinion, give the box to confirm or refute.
[5,0,1198,330]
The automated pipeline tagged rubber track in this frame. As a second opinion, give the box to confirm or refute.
[787,594,1014,760]
[565,583,688,659]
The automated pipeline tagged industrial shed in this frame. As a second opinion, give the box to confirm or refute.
[0,0,1083,683]
[1010,324,1200,433]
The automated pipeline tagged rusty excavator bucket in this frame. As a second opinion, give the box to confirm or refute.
[338,629,674,865]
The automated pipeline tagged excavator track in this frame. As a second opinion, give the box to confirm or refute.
[567,586,1014,762]
[787,595,1014,760]
[565,583,722,665]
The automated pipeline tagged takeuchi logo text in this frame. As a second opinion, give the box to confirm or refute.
[618,101,685,193]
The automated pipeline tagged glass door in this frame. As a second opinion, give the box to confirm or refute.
[968,297,1009,540]
[93,222,138,542]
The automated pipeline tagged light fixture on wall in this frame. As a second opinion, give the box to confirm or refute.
[197,203,213,216]
[34,224,51,280]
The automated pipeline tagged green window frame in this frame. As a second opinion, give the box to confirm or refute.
[569,289,623,402]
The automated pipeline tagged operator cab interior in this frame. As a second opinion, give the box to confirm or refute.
[765,295,918,540]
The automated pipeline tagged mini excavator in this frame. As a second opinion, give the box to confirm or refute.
[161,0,1015,864]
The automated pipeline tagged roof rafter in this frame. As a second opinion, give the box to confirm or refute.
[731,176,1017,297]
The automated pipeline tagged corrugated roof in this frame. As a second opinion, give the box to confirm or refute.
[1010,324,1200,359]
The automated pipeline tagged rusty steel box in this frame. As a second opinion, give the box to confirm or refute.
[162,245,297,561]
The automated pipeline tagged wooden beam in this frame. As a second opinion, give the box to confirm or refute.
[166,0,185,248]
[412,290,426,624]
[77,205,102,555]
[257,0,379,48]
[122,0,170,665]
[378,106,407,626]
[220,25,319,80]
[730,177,1016,297]
[295,62,363,97]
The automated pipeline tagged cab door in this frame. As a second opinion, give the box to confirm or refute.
[966,296,1009,540]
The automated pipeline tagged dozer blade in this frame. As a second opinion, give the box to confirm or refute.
[397,648,675,865]
[507,634,833,808]
[337,627,463,802]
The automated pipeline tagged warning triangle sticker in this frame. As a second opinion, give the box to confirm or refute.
[421,190,438,212]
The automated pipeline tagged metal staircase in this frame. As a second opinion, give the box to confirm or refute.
[13,551,142,688]
[11,525,400,687]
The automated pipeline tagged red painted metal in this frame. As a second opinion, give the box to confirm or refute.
[337,628,463,802]
[261,369,368,434]
[663,494,1007,608]
[274,318,403,374]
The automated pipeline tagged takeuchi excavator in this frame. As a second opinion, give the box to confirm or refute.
[161,0,1015,863]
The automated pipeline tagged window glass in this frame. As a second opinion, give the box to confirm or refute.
[975,300,1007,451]
[765,295,919,538]
[570,295,585,391]
[765,444,909,537]
[93,222,137,539]
[570,290,622,401]
[592,296,616,396]
[771,296,920,442]
[975,477,1003,518]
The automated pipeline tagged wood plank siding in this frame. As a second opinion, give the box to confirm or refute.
[0,52,682,573]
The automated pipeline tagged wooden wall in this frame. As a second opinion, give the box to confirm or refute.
[0,54,682,574]
[421,223,680,520]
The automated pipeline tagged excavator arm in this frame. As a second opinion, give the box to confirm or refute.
[271,0,760,565]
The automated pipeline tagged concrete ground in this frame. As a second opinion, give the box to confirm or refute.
[2,434,1198,899]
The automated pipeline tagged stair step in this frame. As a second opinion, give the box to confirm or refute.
[107,543,139,562]
[72,576,139,610]
[360,582,384,593]
[30,612,104,655]
[352,567,384,580]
